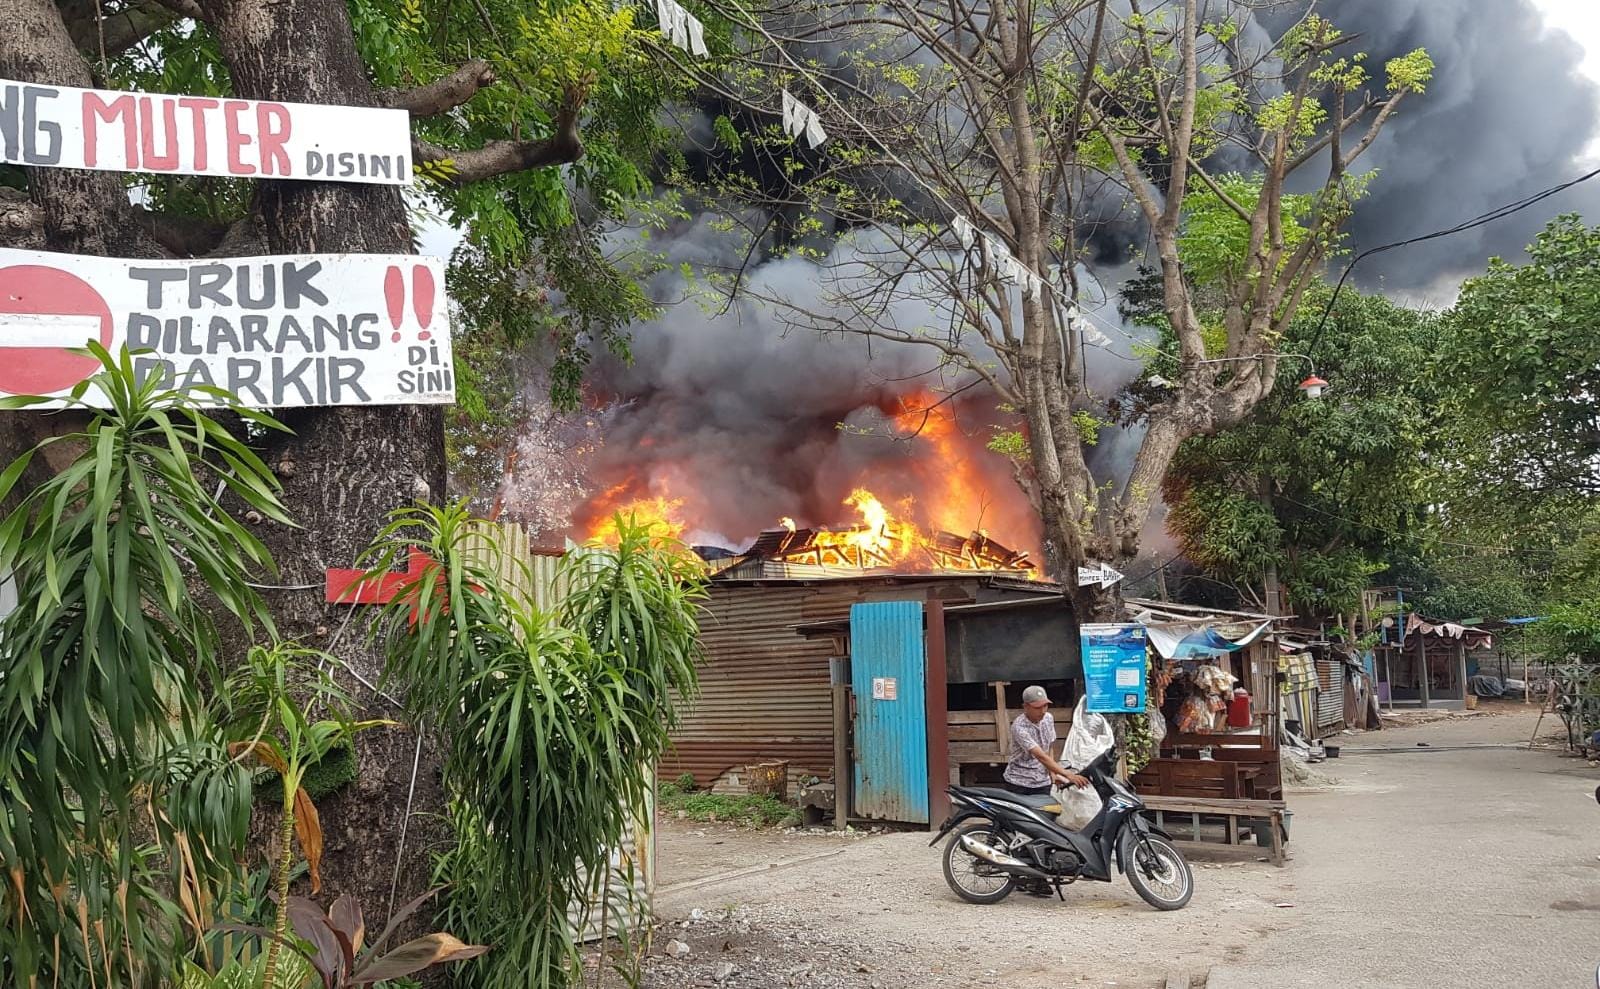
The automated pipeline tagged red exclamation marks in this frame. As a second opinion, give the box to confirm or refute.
[384,265,406,342]
[413,264,435,342]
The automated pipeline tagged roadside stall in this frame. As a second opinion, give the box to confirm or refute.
[1123,600,1291,864]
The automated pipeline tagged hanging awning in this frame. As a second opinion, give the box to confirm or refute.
[1145,619,1274,660]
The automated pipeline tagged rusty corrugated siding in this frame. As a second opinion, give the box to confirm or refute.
[667,576,996,792]
[669,584,842,791]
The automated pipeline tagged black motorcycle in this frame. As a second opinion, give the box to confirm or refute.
[930,746,1193,910]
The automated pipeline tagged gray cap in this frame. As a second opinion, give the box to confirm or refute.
[1021,685,1049,704]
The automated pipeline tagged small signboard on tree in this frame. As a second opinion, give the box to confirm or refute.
[0,248,453,407]
[1,77,413,184]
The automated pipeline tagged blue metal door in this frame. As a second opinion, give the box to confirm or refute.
[850,601,928,824]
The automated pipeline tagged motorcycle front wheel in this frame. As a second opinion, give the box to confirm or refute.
[942,822,1017,904]
[1119,830,1193,911]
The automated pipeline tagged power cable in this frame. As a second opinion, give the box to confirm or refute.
[1292,164,1600,396]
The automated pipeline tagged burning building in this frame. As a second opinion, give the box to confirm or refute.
[709,488,1036,580]
[565,388,1047,569]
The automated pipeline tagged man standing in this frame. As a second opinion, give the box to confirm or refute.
[1004,685,1088,794]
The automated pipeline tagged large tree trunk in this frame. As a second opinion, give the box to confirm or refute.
[3,0,449,925]
[200,0,449,922]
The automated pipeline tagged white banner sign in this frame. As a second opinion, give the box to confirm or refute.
[1,78,412,184]
[0,248,453,408]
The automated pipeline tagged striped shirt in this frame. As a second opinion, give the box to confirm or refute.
[1003,713,1056,789]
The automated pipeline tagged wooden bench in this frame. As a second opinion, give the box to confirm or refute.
[1140,795,1288,866]
[1150,729,1284,801]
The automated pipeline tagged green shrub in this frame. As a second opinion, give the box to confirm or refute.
[660,789,800,828]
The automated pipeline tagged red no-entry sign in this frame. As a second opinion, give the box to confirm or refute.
[0,264,113,395]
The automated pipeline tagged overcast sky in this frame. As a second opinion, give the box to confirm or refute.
[1532,0,1600,155]
[1535,1,1600,79]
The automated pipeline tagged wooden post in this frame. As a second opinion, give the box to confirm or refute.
[831,663,851,832]
[1418,635,1430,709]
[1269,810,1285,866]
[990,680,1011,755]
[924,601,951,827]
[1260,477,1283,616]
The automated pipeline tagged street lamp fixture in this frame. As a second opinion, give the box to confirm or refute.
[1297,374,1328,400]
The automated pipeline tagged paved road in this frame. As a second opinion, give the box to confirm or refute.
[647,707,1600,988]
[1209,709,1600,989]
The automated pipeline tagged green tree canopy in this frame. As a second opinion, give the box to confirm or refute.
[1440,214,1600,507]
[1157,286,1441,619]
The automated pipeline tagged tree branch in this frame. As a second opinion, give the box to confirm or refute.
[148,0,202,17]
[383,59,496,116]
[414,81,586,183]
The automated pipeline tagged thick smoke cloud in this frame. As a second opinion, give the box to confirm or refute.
[562,218,1143,552]
[543,1,1600,550]
[1265,0,1600,293]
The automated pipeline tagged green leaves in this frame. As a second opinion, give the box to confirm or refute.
[1158,286,1445,617]
[370,506,703,989]
[1441,214,1600,504]
[0,347,288,985]
[1386,49,1436,94]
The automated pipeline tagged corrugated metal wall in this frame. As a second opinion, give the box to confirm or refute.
[661,584,843,791]
[1314,655,1345,732]
[663,577,992,793]
[850,601,929,824]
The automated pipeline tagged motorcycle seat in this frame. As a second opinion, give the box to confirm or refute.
[964,786,1061,813]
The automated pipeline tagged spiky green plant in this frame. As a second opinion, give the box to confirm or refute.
[217,642,391,989]
[0,345,289,985]
[369,506,703,989]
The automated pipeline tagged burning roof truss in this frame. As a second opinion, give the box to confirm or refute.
[725,524,1035,578]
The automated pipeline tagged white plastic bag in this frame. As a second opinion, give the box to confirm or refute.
[1061,696,1114,770]
[1054,780,1102,831]
[1054,696,1113,830]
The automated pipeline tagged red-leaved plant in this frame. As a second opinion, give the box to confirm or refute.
[229,887,488,987]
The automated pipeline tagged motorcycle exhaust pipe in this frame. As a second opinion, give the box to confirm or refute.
[960,834,1051,880]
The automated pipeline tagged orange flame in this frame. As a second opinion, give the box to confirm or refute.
[891,393,997,537]
[586,491,687,543]
[808,489,919,567]
[573,388,1043,572]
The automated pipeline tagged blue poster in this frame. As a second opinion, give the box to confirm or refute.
[1080,623,1148,714]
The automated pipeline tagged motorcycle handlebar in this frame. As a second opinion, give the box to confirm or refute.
[1079,746,1119,779]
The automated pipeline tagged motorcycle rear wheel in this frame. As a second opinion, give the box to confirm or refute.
[1120,830,1193,911]
[943,823,1017,904]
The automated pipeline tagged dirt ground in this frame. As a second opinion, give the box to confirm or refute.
[636,704,1600,989]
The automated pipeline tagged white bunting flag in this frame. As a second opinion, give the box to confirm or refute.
[802,110,827,148]
[655,0,705,57]
[951,215,977,250]
[1082,323,1113,347]
[781,90,798,134]
[780,89,828,148]
[671,3,690,49]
